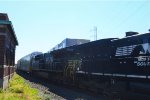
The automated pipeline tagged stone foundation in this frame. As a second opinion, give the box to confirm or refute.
[0,65,14,89]
[0,76,9,89]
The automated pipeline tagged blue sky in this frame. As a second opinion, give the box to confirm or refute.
[0,0,150,63]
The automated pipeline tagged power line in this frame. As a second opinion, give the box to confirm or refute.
[115,0,148,32]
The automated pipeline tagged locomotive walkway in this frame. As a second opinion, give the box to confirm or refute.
[17,71,104,100]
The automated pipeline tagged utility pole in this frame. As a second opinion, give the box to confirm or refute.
[90,26,98,41]
[94,26,97,41]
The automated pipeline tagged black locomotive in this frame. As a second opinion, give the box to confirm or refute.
[17,32,150,99]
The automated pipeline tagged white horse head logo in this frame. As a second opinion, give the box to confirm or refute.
[141,43,150,54]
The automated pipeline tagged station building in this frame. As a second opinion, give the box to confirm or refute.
[50,38,90,51]
[0,13,18,89]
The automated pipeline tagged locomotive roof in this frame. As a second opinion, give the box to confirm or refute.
[111,32,150,41]
[18,51,42,61]
[50,38,116,53]
[50,32,150,54]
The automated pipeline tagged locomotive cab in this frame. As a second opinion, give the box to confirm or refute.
[111,33,150,77]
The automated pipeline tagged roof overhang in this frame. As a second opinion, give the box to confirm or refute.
[0,20,18,45]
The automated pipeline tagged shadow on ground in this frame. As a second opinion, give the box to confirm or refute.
[16,71,104,100]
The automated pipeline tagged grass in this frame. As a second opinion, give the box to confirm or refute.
[0,73,42,100]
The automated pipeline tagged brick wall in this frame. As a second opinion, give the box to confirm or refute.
[0,35,5,65]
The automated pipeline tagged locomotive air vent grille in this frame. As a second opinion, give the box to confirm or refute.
[115,45,136,56]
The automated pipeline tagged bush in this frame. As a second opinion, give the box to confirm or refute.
[0,88,3,93]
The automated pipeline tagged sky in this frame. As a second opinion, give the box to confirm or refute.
[0,0,150,63]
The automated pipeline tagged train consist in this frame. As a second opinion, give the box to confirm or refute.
[17,32,150,99]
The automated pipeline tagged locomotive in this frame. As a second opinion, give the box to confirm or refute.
[17,32,150,99]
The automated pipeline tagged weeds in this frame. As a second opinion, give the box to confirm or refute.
[0,73,42,100]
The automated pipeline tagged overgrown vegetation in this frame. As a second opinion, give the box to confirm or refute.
[0,73,42,100]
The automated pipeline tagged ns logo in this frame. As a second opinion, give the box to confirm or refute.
[132,43,150,56]
[133,43,150,67]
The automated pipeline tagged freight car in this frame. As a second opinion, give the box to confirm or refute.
[17,52,42,72]
[17,31,150,99]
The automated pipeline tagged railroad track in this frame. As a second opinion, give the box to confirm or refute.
[17,71,104,100]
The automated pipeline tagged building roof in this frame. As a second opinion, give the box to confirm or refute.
[0,14,18,45]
